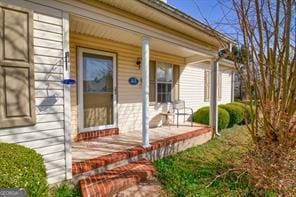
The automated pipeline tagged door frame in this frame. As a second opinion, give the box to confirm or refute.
[78,47,117,132]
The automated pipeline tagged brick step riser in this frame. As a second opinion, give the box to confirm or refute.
[83,170,154,196]
[80,159,156,197]
[73,155,144,185]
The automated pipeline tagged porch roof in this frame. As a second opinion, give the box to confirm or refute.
[77,0,236,49]
[70,15,201,59]
[70,15,235,68]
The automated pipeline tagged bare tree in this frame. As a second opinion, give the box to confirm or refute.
[193,0,295,193]
[229,0,296,193]
[231,0,296,147]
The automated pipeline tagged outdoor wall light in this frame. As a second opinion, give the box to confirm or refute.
[136,57,141,70]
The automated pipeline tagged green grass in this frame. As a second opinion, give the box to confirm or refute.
[49,182,81,197]
[154,125,255,196]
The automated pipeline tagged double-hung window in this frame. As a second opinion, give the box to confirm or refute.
[156,62,173,103]
[149,61,179,103]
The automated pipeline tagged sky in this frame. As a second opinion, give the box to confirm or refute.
[167,0,239,41]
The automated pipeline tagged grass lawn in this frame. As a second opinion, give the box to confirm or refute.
[49,182,81,197]
[154,125,255,196]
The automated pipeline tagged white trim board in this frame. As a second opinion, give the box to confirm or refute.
[62,12,72,180]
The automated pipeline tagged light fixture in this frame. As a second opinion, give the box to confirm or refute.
[136,57,141,70]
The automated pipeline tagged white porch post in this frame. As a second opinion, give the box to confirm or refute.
[210,59,220,136]
[142,37,150,147]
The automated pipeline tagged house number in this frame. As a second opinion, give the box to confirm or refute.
[128,77,139,85]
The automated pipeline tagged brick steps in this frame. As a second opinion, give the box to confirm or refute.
[79,159,156,197]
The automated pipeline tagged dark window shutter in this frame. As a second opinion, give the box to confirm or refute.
[204,70,210,102]
[173,65,180,101]
[0,4,35,128]
[149,61,156,102]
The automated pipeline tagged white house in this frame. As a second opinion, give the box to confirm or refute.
[0,0,236,195]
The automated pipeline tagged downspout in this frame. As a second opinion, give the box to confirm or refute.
[211,46,232,137]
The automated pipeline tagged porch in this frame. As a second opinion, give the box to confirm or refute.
[68,14,222,146]
[65,2,230,195]
[72,122,211,163]
[71,122,211,182]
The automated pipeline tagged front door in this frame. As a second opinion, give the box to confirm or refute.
[78,48,117,132]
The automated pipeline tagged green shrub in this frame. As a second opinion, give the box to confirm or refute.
[219,104,244,128]
[192,107,210,125]
[0,143,48,196]
[192,106,230,130]
[231,102,254,123]
[217,108,231,130]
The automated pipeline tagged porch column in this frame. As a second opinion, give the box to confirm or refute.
[142,37,150,147]
[210,59,220,136]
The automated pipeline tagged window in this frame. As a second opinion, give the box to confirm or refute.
[0,4,35,128]
[157,62,173,103]
[149,61,179,103]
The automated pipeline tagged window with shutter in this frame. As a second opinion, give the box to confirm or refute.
[0,3,35,128]
[204,70,210,102]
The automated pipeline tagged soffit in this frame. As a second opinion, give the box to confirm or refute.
[70,16,198,58]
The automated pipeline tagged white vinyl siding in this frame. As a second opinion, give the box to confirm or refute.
[180,63,233,120]
[0,1,66,184]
